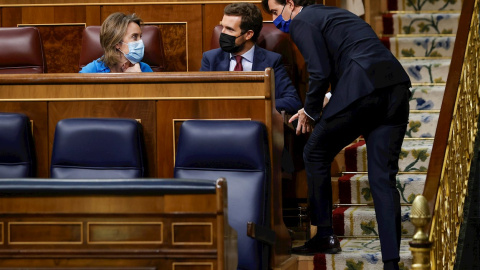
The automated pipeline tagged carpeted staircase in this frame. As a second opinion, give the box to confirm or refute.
[299,0,462,269]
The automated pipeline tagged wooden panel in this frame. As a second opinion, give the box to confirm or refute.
[0,196,169,214]
[1,7,21,27]
[32,25,84,73]
[48,101,157,177]
[323,0,341,6]
[156,99,266,177]
[101,5,202,71]
[173,263,213,270]
[0,101,49,177]
[164,194,217,212]
[85,5,101,26]
[21,6,54,23]
[157,24,187,71]
[20,6,87,24]
[0,259,207,269]
[9,222,82,244]
[53,6,86,23]
[88,222,163,244]
[172,223,212,245]
[202,4,226,51]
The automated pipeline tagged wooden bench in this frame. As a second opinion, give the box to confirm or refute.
[0,178,236,269]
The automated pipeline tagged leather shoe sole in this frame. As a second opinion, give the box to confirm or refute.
[292,235,342,255]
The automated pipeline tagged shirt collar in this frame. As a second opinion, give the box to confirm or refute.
[96,58,110,72]
[230,44,255,63]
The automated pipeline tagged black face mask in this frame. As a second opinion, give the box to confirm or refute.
[219,32,246,54]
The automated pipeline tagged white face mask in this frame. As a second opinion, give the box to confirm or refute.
[119,40,145,64]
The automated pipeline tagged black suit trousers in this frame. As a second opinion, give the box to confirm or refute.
[303,83,410,262]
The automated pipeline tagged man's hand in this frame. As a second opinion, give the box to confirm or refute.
[323,96,330,108]
[121,61,142,73]
[289,108,314,135]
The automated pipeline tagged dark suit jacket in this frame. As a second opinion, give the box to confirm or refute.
[200,46,303,114]
[290,4,411,121]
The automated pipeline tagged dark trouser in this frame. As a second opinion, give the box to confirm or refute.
[303,83,410,262]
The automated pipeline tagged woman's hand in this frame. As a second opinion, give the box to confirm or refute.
[289,108,314,135]
[121,61,142,72]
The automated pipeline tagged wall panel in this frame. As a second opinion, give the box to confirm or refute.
[1,7,21,26]
[202,4,225,51]
[21,6,53,23]
[24,25,84,73]
[85,5,101,26]
[156,23,187,72]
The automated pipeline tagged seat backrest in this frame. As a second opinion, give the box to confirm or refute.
[51,118,146,179]
[78,25,166,72]
[0,113,36,178]
[0,27,46,74]
[174,120,271,270]
[210,23,296,86]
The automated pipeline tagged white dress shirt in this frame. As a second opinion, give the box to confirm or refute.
[229,45,255,71]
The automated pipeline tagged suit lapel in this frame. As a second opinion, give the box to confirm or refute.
[217,51,230,71]
[252,46,267,71]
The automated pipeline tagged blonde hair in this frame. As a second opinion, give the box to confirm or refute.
[100,12,143,68]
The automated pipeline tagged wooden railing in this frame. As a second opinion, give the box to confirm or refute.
[421,0,479,268]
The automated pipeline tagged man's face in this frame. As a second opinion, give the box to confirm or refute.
[221,14,245,45]
[268,0,287,21]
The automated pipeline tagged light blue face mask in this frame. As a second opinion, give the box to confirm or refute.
[120,40,145,64]
[273,4,292,33]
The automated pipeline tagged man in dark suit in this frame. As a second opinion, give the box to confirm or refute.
[200,2,302,115]
[262,0,411,269]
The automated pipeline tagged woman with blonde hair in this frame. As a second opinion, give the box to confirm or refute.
[80,12,152,73]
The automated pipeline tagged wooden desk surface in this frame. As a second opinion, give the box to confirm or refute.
[0,71,271,101]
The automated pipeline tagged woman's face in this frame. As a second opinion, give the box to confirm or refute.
[117,22,142,54]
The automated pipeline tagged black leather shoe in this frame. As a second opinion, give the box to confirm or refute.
[291,235,341,255]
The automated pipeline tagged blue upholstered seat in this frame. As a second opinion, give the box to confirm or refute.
[174,120,271,270]
[0,113,35,178]
[51,118,146,179]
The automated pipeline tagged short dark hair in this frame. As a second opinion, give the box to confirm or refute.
[224,3,263,42]
[261,0,314,14]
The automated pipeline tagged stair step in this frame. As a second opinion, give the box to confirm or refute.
[344,139,433,172]
[305,238,413,270]
[401,58,451,84]
[407,112,439,138]
[383,13,459,35]
[334,173,425,204]
[410,85,445,110]
[383,36,455,58]
[333,206,413,237]
[388,0,462,11]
